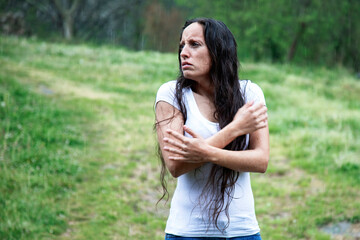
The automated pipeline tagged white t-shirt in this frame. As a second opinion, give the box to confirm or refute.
[155,80,266,237]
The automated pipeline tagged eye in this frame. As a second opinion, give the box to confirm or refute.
[179,43,184,51]
[190,41,200,47]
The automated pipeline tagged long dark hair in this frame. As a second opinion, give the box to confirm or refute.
[157,18,247,232]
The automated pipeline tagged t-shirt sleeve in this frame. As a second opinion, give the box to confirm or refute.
[244,81,266,105]
[155,80,180,110]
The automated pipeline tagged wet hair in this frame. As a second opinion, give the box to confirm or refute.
[157,18,247,232]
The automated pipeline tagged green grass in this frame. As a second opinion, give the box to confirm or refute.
[0,66,88,238]
[0,35,359,239]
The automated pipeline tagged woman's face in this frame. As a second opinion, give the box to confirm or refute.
[179,23,211,83]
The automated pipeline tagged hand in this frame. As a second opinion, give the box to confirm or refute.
[232,101,268,136]
[163,126,210,163]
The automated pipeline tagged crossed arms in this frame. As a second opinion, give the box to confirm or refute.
[155,101,269,178]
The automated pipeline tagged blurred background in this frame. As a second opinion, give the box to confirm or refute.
[1,0,359,71]
[1,1,360,240]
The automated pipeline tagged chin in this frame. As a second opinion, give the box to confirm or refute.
[183,74,192,79]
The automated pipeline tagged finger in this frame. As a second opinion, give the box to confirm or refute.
[255,122,267,130]
[168,156,199,163]
[251,105,267,119]
[252,120,267,131]
[247,100,254,106]
[248,104,263,114]
[259,120,268,128]
[256,112,268,124]
[163,137,186,149]
[166,129,186,141]
[183,125,199,138]
[169,156,203,163]
[241,101,254,111]
[251,102,265,112]
[168,156,186,161]
[163,146,186,155]
[256,109,268,120]
[258,105,267,114]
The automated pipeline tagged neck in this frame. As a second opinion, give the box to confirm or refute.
[192,77,214,99]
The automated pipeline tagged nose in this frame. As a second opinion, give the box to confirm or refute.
[180,44,189,59]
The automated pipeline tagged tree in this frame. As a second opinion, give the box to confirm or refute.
[286,0,312,62]
[2,0,359,70]
[143,0,184,52]
[52,0,81,40]
[21,0,146,46]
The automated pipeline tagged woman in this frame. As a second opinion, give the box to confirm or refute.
[155,18,269,239]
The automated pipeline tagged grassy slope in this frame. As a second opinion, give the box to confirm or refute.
[0,36,359,240]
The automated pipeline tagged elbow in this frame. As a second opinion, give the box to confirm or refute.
[171,172,181,178]
[169,168,180,178]
[258,155,269,173]
[167,163,182,178]
[167,160,192,178]
[162,154,184,178]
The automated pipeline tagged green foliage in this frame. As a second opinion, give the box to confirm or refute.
[176,0,360,70]
[2,0,359,69]
[1,35,359,239]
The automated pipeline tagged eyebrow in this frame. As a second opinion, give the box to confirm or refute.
[180,37,204,44]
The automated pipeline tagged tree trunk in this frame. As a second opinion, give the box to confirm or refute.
[53,0,80,40]
[63,13,73,40]
[287,22,306,62]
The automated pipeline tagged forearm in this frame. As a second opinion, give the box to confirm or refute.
[205,146,268,173]
[206,127,269,173]
[206,122,243,148]
[166,161,204,178]
[206,101,267,149]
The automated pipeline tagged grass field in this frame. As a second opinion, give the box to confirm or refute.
[0,35,359,240]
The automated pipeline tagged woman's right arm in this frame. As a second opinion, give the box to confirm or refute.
[156,101,204,178]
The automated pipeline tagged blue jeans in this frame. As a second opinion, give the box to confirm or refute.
[165,232,262,240]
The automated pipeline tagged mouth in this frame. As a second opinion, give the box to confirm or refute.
[181,62,192,69]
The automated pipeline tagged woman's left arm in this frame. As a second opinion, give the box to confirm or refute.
[164,125,269,173]
[211,126,269,173]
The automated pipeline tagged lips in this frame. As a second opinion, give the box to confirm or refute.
[181,61,192,69]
